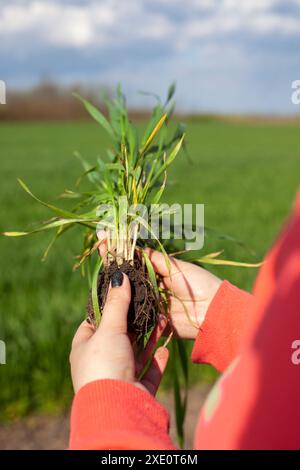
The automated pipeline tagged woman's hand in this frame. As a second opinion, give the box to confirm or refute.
[146,249,222,340]
[70,271,169,395]
[96,231,222,341]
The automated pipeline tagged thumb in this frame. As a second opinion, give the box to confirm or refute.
[99,271,131,335]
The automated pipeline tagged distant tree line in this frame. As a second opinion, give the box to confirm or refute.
[0,81,151,121]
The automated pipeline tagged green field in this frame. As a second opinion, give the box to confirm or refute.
[0,119,299,421]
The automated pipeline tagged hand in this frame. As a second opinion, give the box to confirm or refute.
[146,249,222,340]
[70,271,169,395]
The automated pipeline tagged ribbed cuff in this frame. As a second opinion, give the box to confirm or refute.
[69,379,174,450]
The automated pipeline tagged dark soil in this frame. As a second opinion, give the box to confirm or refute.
[87,257,158,342]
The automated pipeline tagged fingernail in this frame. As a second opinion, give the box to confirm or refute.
[111,270,124,288]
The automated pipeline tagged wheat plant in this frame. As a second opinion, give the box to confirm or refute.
[3,84,260,446]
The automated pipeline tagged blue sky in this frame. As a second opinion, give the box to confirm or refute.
[1,0,300,113]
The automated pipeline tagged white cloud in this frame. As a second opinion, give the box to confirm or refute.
[0,0,174,49]
[152,0,217,10]
[0,1,119,47]
[1,0,300,113]
[185,16,241,38]
[1,0,300,52]
[249,13,300,34]
[223,0,277,13]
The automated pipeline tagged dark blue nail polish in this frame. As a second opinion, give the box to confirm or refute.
[111,270,123,287]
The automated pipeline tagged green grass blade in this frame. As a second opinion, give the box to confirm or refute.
[195,257,263,268]
[142,250,159,298]
[176,339,189,384]
[2,231,28,237]
[141,105,163,148]
[171,340,186,448]
[76,166,97,187]
[165,81,176,105]
[129,214,171,273]
[176,247,261,268]
[141,113,167,154]
[73,93,114,139]
[58,189,84,199]
[17,179,88,220]
[42,224,74,261]
[151,169,167,205]
[92,256,103,327]
[150,135,184,188]
[176,249,223,262]
[74,151,92,171]
[176,339,189,448]
[3,217,97,237]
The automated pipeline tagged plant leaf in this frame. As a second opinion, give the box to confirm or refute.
[141,113,167,153]
[165,81,176,105]
[195,257,263,268]
[17,179,88,220]
[73,93,114,138]
[2,231,28,237]
[42,224,74,261]
[3,217,96,237]
[76,166,97,187]
[151,167,167,205]
[171,339,188,448]
[150,135,184,187]
[92,257,103,327]
[142,250,159,298]
[175,249,224,262]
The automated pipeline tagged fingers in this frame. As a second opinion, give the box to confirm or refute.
[136,314,168,376]
[145,248,187,279]
[99,272,131,335]
[72,320,95,348]
[141,347,169,396]
[144,248,171,277]
[97,230,107,260]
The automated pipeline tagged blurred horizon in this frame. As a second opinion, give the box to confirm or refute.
[1,0,300,115]
[2,79,300,121]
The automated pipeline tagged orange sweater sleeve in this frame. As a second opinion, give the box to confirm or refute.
[69,379,175,450]
[192,280,254,371]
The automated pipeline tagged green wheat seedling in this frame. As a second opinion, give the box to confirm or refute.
[3,84,261,447]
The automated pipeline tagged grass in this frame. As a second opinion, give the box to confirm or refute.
[0,118,299,421]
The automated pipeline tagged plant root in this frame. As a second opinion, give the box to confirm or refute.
[87,256,158,343]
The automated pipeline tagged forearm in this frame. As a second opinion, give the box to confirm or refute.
[192,280,254,372]
[69,379,176,450]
